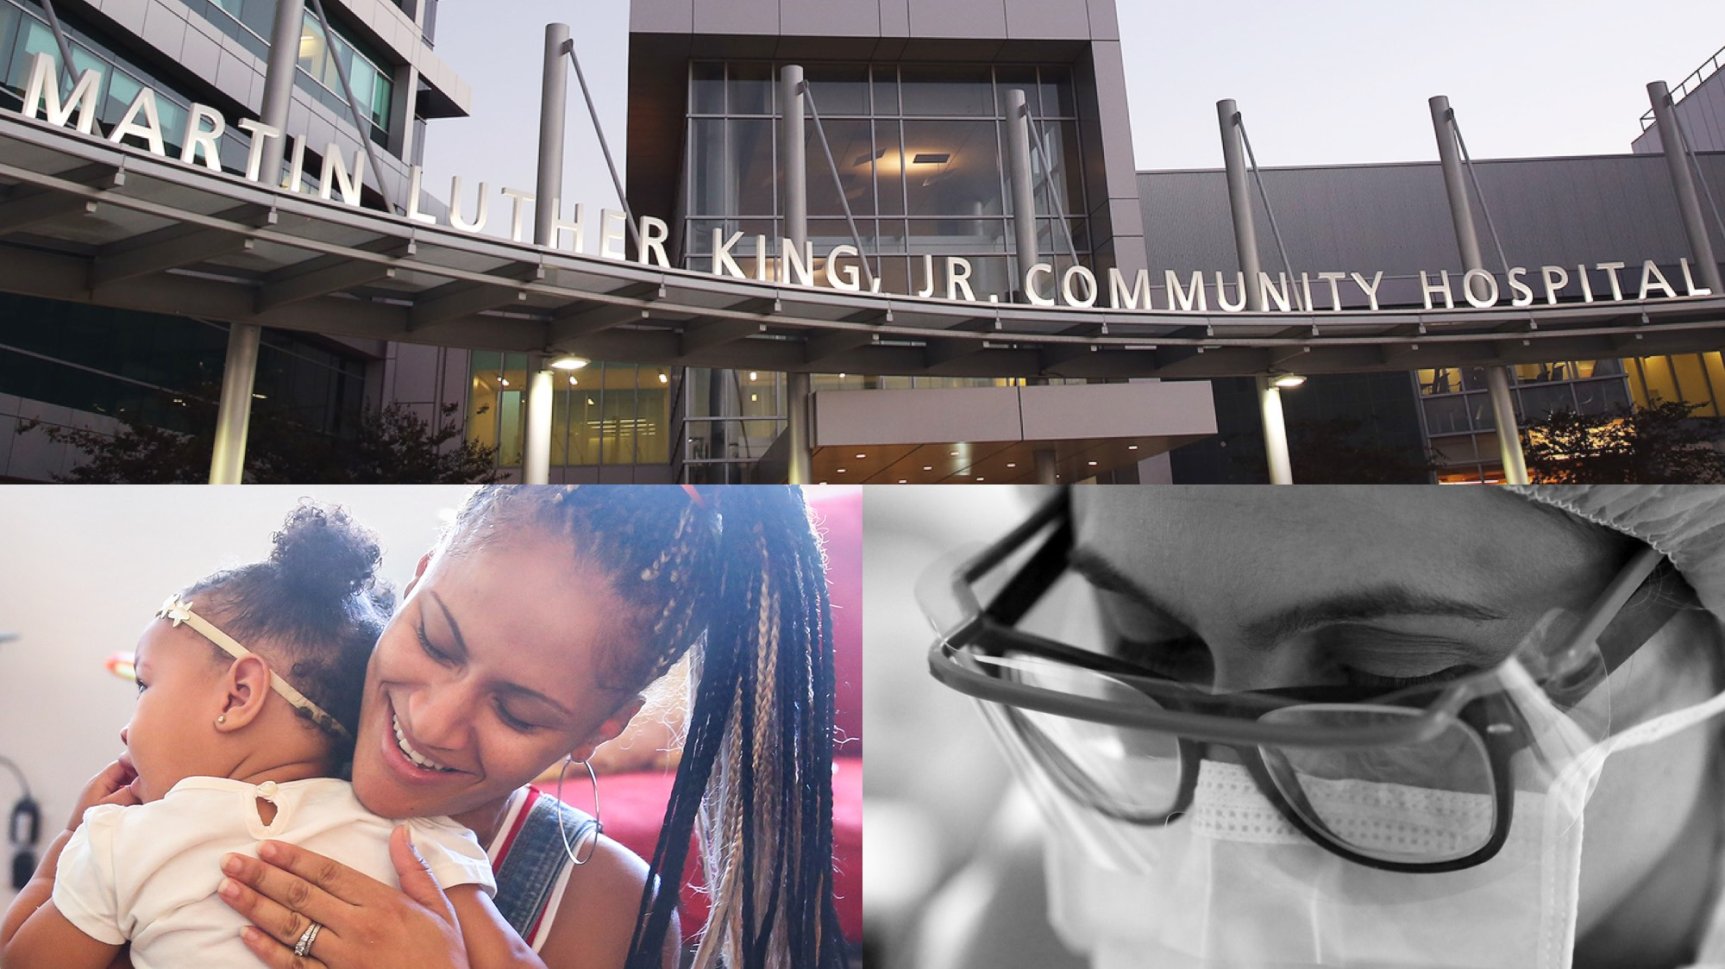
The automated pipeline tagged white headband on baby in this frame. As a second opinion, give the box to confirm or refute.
[156,595,351,741]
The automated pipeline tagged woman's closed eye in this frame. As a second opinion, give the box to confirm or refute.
[416,622,457,666]
[493,699,540,733]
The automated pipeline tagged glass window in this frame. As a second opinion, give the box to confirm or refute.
[729,62,773,115]
[804,64,869,116]
[691,61,724,114]
[6,20,56,98]
[731,119,776,216]
[807,118,876,217]
[900,65,993,116]
[903,119,1004,218]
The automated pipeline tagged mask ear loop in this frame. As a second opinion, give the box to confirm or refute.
[554,755,603,866]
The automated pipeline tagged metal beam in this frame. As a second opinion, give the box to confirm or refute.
[678,320,763,359]
[804,331,875,367]
[409,281,528,330]
[89,206,272,289]
[0,188,97,235]
[551,302,647,341]
[256,250,403,311]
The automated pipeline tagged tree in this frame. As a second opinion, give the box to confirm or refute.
[1521,400,1725,484]
[19,400,500,484]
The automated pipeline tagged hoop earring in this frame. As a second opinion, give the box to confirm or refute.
[554,755,603,866]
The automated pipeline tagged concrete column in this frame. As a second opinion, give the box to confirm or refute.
[1219,100,1291,484]
[1429,95,1527,485]
[519,25,570,484]
[786,373,812,484]
[536,24,570,248]
[1255,376,1293,486]
[523,361,553,484]
[1034,448,1058,485]
[208,324,261,484]
[1649,81,1724,296]
[206,1,304,483]
[1004,88,1040,294]
[780,64,814,484]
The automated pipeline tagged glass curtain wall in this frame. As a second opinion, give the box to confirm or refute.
[1414,352,1725,483]
[679,60,1091,482]
[467,353,672,474]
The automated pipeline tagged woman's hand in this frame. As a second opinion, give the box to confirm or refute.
[65,759,139,831]
[217,826,470,969]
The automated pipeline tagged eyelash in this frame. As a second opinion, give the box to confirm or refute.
[417,621,539,733]
[134,678,148,694]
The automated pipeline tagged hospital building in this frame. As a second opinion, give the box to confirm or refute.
[0,0,1722,483]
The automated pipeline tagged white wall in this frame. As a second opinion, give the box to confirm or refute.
[0,486,473,908]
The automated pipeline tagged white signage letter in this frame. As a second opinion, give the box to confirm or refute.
[1349,272,1383,312]
[1462,269,1499,309]
[500,188,535,242]
[447,176,488,231]
[1420,270,1455,310]
[405,168,439,225]
[1596,262,1626,301]
[180,103,225,171]
[1216,272,1246,312]
[1161,270,1203,313]
[237,119,282,183]
[109,87,166,157]
[711,229,747,279]
[825,245,862,291]
[1508,267,1534,308]
[1318,272,1347,311]
[1257,271,1292,313]
[781,238,814,286]
[1062,266,1098,308]
[1025,263,1056,306]
[599,210,627,261]
[1682,258,1713,297]
[1638,260,1676,300]
[946,257,976,301]
[22,53,101,134]
[638,216,672,268]
[1541,265,1569,305]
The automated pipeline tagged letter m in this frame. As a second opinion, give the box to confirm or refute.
[21,52,102,134]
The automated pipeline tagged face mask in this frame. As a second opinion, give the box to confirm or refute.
[1044,681,1725,969]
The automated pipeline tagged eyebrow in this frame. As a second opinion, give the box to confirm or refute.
[425,590,578,721]
[1068,548,1507,648]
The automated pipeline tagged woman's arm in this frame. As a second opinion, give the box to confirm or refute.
[221,827,678,969]
[535,835,681,969]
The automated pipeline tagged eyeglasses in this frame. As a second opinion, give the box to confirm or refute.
[923,493,1691,872]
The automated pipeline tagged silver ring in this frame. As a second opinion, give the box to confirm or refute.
[293,920,322,958]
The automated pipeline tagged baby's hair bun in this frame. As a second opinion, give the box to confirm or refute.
[270,501,383,600]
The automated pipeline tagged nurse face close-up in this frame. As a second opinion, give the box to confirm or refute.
[927,486,1725,969]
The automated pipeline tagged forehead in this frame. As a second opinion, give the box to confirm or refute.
[418,534,636,672]
[1069,487,1618,622]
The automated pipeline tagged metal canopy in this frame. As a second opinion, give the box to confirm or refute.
[3,113,1723,379]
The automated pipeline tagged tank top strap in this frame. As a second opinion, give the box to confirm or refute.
[489,787,594,950]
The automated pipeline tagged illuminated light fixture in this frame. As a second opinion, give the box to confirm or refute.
[550,354,589,371]
[975,477,985,482]
[298,28,324,61]
[586,397,596,405]
[252,393,268,400]
[838,373,847,379]
[912,152,951,165]
[1269,371,1307,390]
[855,453,867,459]
[1088,461,1099,467]
[837,468,848,474]
[949,450,959,456]
[568,376,578,386]
[1128,445,1140,451]
[748,371,759,381]
[751,393,759,402]
[923,466,933,471]
[499,377,511,387]
[658,372,669,384]
[1006,463,1017,469]
[899,479,908,484]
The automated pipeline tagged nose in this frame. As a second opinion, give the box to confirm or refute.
[1207,634,1330,694]
[406,681,478,752]
[119,725,129,746]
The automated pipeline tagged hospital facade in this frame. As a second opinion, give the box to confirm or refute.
[1,0,1723,483]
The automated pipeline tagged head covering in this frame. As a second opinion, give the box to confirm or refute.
[1510,486,1725,619]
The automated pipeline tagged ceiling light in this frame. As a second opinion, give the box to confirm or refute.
[568,376,578,386]
[748,371,759,381]
[855,453,867,459]
[923,466,933,471]
[499,378,511,387]
[1128,445,1139,451]
[898,479,907,484]
[1006,462,1016,468]
[658,372,669,384]
[1088,461,1099,467]
[838,468,847,473]
[1270,371,1307,389]
[550,354,589,371]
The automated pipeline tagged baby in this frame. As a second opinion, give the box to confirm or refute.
[0,504,499,969]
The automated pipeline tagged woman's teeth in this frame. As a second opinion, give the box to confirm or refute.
[392,714,455,772]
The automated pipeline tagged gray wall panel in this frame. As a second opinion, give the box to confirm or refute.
[695,0,779,37]
[632,0,694,33]
[780,1,884,38]
[906,0,1007,39]
[1141,154,1725,299]
[1004,0,1090,41]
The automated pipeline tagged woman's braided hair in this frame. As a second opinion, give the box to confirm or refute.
[444,485,846,969]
